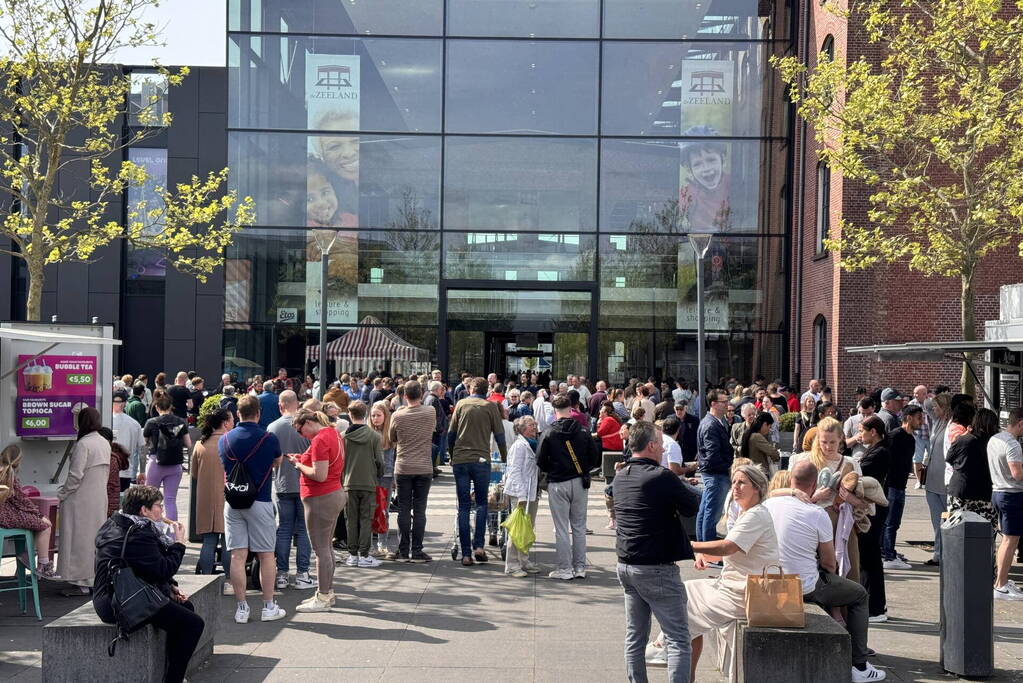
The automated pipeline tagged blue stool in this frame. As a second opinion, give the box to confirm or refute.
[0,528,42,620]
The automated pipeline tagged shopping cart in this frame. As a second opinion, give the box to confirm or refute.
[449,454,509,561]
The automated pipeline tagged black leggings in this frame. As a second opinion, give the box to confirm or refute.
[858,505,889,617]
[148,599,204,683]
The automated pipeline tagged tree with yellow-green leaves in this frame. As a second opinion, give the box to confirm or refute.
[773,0,1023,393]
[0,0,254,321]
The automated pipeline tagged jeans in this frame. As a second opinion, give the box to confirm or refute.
[548,477,588,571]
[882,487,907,560]
[617,562,691,683]
[397,474,432,555]
[147,599,203,683]
[804,570,870,665]
[859,504,888,617]
[198,532,230,575]
[275,493,311,574]
[145,458,182,520]
[925,490,946,561]
[436,432,449,465]
[695,473,730,542]
[454,461,491,557]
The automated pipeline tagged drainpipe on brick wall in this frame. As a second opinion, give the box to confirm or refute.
[792,0,811,391]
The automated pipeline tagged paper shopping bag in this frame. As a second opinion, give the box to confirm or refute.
[745,565,806,628]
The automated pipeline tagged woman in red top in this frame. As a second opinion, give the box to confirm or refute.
[287,409,346,612]
[595,402,624,451]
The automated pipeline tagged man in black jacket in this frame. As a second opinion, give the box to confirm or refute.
[537,394,599,580]
[614,420,701,682]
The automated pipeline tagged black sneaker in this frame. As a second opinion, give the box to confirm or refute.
[410,551,432,563]
[488,534,499,547]
[386,551,411,563]
[473,549,488,564]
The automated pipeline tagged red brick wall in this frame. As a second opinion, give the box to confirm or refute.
[790,1,1022,406]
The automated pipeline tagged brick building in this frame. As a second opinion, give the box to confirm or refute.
[790,0,1021,401]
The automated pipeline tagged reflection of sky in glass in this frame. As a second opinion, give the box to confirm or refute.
[447,0,599,38]
[445,40,598,135]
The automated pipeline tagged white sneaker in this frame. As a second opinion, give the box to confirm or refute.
[994,583,1023,600]
[882,558,911,570]
[507,569,528,578]
[645,642,667,667]
[548,568,574,580]
[522,562,541,574]
[275,572,289,590]
[867,614,888,623]
[345,554,359,567]
[222,583,235,596]
[358,555,382,568]
[573,567,587,579]
[295,592,333,613]
[234,602,250,624]
[261,602,287,622]
[292,571,315,589]
[851,662,887,682]
[913,482,922,489]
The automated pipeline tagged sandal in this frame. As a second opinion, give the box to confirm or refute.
[36,562,60,580]
[473,550,488,564]
[461,556,474,567]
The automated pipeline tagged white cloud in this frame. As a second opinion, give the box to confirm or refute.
[107,0,226,67]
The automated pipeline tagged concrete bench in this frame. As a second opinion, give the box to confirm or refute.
[41,574,222,683]
[732,604,851,683]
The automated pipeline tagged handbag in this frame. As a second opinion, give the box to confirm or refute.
[107,525,170,656]
[744,564,805,628]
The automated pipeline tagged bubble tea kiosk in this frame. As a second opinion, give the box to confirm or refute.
[0,322,120,495]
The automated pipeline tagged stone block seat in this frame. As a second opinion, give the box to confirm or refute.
[733,604,852,683]
[41,574,221,683]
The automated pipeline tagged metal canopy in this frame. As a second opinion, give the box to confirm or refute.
[0,328,123,346]
[845,340,1023,362]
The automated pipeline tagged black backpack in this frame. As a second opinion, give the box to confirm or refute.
[223,433,271,510]
[154,419,187,466]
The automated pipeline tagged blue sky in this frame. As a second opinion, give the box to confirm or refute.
[110,0,226,67]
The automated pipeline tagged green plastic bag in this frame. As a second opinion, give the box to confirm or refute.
[501,505,536,555]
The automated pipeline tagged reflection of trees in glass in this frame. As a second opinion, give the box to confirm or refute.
[554,333,588,379]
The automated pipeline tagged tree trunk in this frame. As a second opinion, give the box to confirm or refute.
[960,269,977,396]
[25,252,44,322]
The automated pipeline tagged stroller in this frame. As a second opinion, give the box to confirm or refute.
[449,453,510,561]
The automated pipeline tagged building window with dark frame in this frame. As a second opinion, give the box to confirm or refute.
[813,315,827,382]
[127,72,169,127]
[815,161,830,255]
[821,35,835,63]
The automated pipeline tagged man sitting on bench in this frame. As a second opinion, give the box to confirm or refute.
[763,460,885,683]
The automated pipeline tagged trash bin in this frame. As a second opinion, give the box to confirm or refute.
[939,510,993,677]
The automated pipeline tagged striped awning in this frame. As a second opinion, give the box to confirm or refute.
[307,316,428,363]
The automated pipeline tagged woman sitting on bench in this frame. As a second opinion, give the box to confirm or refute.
[92,486,204,683]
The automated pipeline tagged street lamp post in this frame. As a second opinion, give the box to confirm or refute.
[312,230,339,400]
[688,233,712,419]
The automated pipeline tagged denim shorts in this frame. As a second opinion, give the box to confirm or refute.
[992,491,1023,537]
[225,500,276,552]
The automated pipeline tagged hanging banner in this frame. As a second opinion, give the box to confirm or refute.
[306,53,360,228]
[15,354,97,437]
[677,243,730,331]
[305,230,359,326]
[679,59,734,135]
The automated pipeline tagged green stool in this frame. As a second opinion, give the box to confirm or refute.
[0,528,42,620]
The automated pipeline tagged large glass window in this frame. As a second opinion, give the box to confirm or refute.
[602,0,788,40]
[125,148,168,282]
[600,138,787,233]
[128,72,169,127]
[445,40,599,135]
[229,132,441,229]
[444,137,597,232]
[447,0,600,38]
[599,235,785,332]
[447,289,590,332]
[653,331,784,388]
[226,229,439,327]
[815,161,830,254]
[228,0,444,36]
[443,232,595,281]
[601,42,787,138]
[229,35,442,132]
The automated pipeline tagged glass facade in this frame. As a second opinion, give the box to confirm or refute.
[227,0,792,384]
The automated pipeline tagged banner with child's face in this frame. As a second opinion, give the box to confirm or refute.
[306,53,361,228]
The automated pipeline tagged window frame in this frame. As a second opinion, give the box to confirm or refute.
[812,315,827,383]
[815,160,831,255]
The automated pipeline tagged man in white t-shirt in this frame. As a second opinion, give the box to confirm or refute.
[988,408,1023,601]
[764,460,883,683]
[657,421,685,476]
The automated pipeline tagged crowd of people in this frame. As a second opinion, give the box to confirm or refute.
[1,367,1021,683]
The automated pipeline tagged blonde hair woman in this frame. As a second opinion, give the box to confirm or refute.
[0,445,56,578]
[369,400,395,556]
[288,409,347,612]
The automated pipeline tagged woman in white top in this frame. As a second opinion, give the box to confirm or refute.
[502,416,541,577]
[686,464,780,681]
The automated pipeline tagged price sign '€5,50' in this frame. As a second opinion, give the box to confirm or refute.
[15,354,98,437]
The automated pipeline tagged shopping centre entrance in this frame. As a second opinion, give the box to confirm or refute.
[441,285,595,383]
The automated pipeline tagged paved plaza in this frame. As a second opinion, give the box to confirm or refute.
[1,472,1021,682]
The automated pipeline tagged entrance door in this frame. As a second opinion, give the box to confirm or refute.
[442,287,594,383]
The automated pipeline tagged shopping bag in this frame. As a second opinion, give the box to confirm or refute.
[500,505,536,555]
[744,565,805,628]
[372,486,389,534]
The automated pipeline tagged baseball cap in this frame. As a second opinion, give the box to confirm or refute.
[880,388,903,402]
